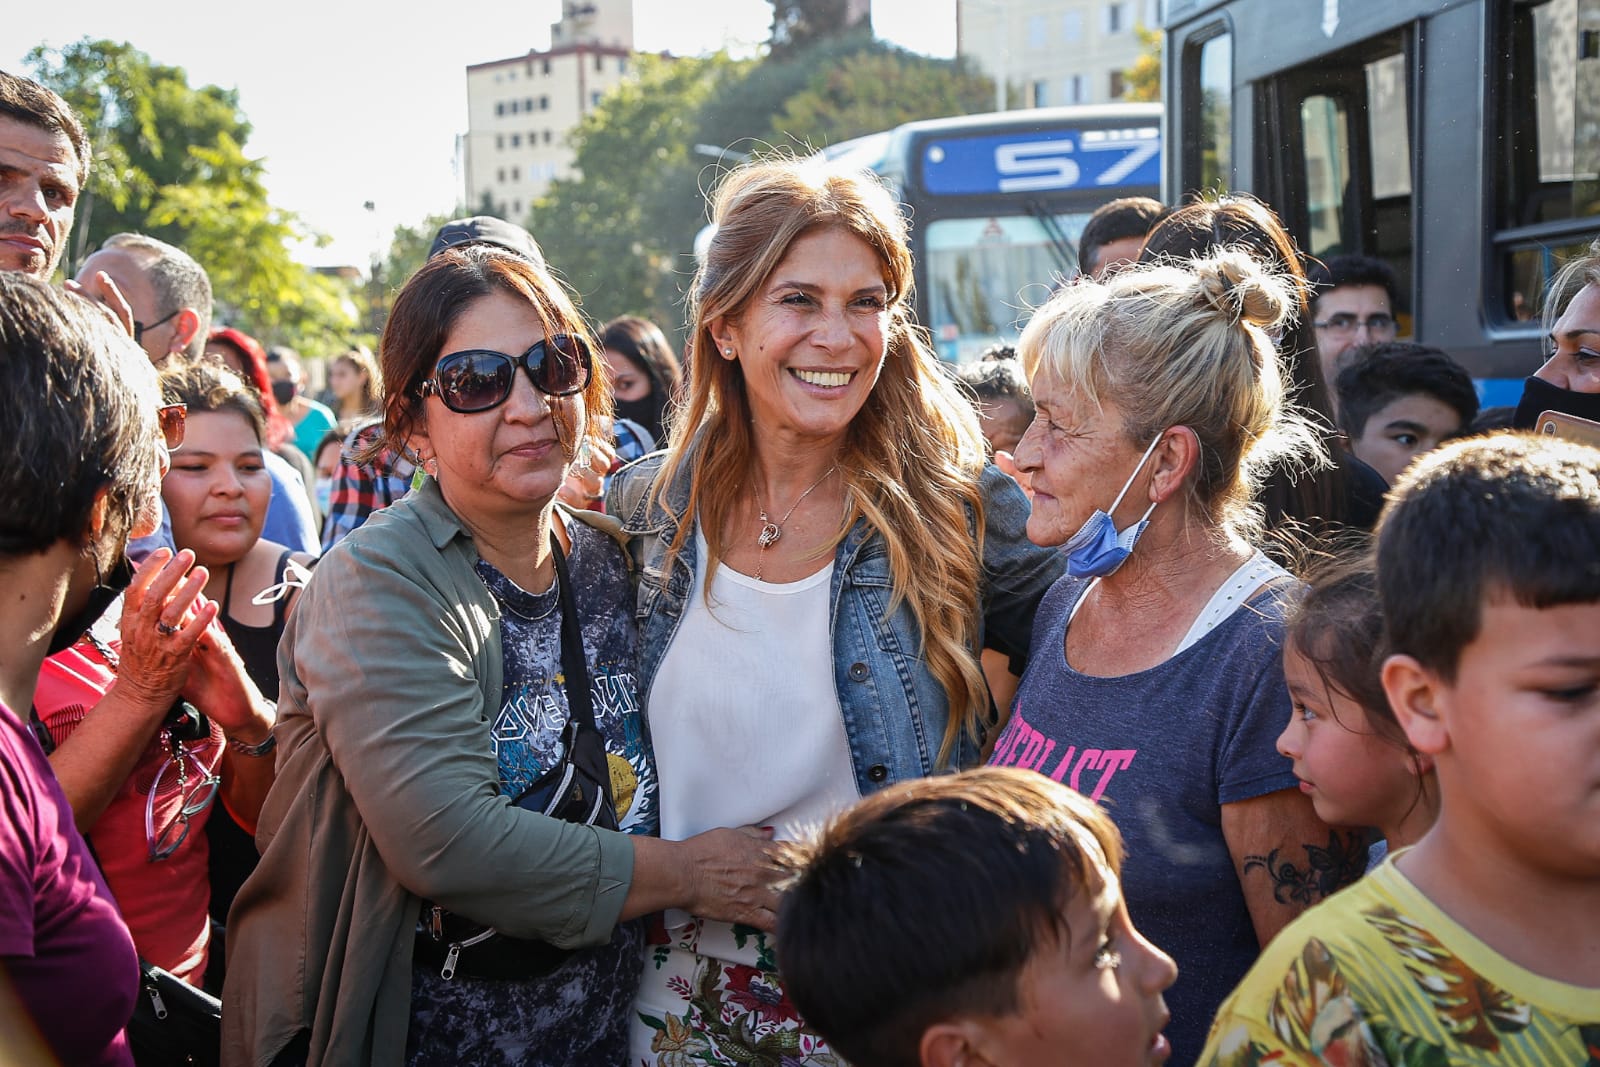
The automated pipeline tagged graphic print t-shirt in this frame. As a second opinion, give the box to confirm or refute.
[407,520,656,1067]
[1200,859,1600,1067]
[988,575,1300,1067]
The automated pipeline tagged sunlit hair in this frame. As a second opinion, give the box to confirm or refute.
[776,768,1124,1067]
[1140,193,1329,421]
[333,345,382,417]
[367,245,609,467]
[665,155,991,764]
[1541,235,1600,338]
[159,359,267,446]
[1139,194,1351,543]
[103,233,213,361]
[1019,250,1325,543]
[0,274,159,555]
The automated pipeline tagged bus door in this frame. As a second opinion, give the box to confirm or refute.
[1256,29,1415,329]
[1498,0,1600,332]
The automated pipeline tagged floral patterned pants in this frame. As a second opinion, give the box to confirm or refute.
[629,915,844,1066]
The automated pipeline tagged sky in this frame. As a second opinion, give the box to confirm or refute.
[9,0,956,269]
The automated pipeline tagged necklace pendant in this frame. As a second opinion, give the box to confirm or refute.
[758,521,782,548]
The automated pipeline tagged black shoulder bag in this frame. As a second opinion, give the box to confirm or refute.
[415,533,620,981]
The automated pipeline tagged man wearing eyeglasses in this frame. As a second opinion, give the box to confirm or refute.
[72,233,321,557]
[1307,254,1401,416]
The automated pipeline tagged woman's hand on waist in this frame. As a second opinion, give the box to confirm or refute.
[624,826,784,932]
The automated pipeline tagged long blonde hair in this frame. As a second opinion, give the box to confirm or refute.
[659,157,992,765]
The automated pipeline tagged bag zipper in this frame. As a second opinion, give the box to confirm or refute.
[440,926,498,981]
[144,976,169,1020]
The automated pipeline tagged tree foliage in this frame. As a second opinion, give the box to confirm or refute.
[529,53,733,333]
[768,0,858,60]
[27,39,357,354]
[1124,24,1163,104]
[770,49,995,150]
[520,30,1000,335]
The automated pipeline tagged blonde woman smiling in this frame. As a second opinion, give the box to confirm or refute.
[610,157,1064,1063]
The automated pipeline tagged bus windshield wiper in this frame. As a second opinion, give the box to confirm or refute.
[1025,199,1077,277]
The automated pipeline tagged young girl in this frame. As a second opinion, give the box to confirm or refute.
[1277,546,1439,866]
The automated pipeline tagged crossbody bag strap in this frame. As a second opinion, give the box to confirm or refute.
[549,531,595,733]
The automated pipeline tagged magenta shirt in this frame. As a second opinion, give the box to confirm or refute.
[0,699,138,1066]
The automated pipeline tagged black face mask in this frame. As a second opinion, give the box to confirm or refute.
[614,393,666,448]
[1514,375,1600,430]
[48,553,134,656]
[271,379,298,406]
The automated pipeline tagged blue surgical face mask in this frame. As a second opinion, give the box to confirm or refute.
[1062,434,1163,579]
[314,476,334,514]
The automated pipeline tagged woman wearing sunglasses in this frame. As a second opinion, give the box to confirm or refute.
[609,158,1064,1063]
[222,245,781,1067]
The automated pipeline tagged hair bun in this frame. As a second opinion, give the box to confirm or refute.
[1195,249,1292,333]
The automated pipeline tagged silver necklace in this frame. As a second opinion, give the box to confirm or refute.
[755,466,836,580]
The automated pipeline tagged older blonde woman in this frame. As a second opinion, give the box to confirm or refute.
[994,251,1364,1065]
[609,157,1064,1063]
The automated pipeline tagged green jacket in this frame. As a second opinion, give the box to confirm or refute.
[221,478,635,1066]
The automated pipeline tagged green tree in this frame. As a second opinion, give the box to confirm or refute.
[768,0,860,60]
[527,32,999,335]
[529,53,733,330]
[370,210,461,332]
[27,39,357,353]
[770,49,996,149]
[1124,24,1163,103]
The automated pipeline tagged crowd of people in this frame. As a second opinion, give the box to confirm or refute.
[2,65,1597,1067]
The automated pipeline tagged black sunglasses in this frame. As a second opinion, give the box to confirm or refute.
[419,334,593,414]
[133,309,180,344]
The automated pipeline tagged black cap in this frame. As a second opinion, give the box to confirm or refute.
[428,216,546,268]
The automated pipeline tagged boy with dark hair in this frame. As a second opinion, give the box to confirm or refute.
[778,767,1178,1067]
[1078,196,1168,279]
[1200,434,1600,1067]
[954,356,1035,457]
[1306,254,1401,393]
[1334,341,1478,483]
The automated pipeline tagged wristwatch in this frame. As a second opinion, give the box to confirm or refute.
[227,730,277,758]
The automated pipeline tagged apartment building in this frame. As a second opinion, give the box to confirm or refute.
[957,0,1162,109]
[463,1,636,218]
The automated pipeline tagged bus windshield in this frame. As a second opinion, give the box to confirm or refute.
[924,211,1091,362]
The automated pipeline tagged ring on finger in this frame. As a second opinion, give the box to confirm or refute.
[156,620,179,636]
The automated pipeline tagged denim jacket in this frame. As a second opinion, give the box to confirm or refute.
[607,450,1065,793]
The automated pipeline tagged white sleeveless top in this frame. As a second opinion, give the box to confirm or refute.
[647,527,860,846]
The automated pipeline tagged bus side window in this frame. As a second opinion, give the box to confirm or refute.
[1497,0,1600,323]
[1263,30,1413,328]
[1300,94,1352,258]
[1182,26,1233,194]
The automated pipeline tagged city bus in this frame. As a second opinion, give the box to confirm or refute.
[819,103,1162,362]
[1161,0,1600,404]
